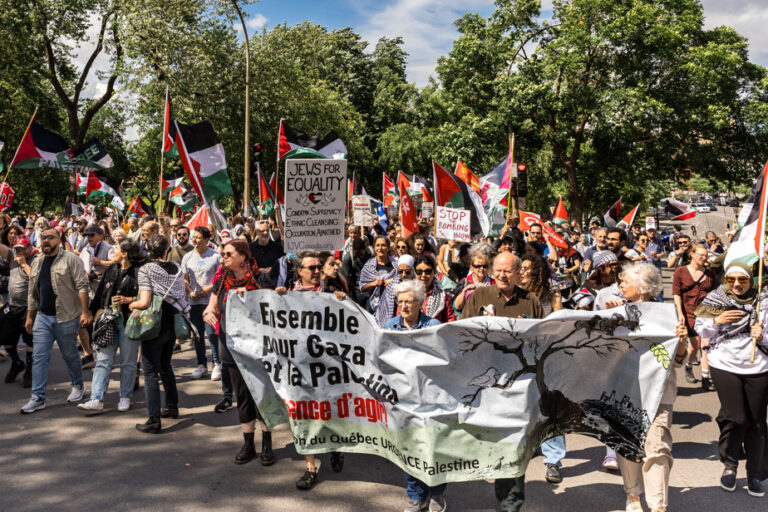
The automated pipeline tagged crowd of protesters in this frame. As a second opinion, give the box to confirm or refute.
[1,207,767,512]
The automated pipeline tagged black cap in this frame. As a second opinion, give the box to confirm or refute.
[83,225,104,236]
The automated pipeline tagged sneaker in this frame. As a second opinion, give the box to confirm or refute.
[81,354,95,369]
[330,451,344,472]
[5,360,25,383]
[211,363,222,381]
[77,398,104,412]
[20,396,46,414]
[190,364,208,379]
[602,455,619,471]
[701,376,716,392]
[690,356,700,366]
[428,495,447,512]
[625,495,643,512]
[747,478,765,497]
[117,398,131,412]
[684,364,696,384]
[214,397,233,413]
[545,463,563,483]
[67,385,86,402]
[720,468,736,492]
[404,500,427,512]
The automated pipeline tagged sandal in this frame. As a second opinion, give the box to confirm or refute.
[296,469,318,490]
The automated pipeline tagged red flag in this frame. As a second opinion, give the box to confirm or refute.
[186,205,209,229]
[455,160,481,195]
[398,181,419,238]
[501,136,514,190]
[0,183,15,212]
[617,204,640,229]
[397,170,411,193]
[518,209,567,249]
[553,196,568,225]
[128,197,154,218]
[161,87,176,155]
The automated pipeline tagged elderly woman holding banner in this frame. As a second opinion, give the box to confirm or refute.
[694,262,768,498]
[383,279,445,512]
[603,262,688,512]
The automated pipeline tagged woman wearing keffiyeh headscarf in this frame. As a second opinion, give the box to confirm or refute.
[694,262,768,498]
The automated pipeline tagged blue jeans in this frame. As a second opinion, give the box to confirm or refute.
[90,318,139,400]
[542,436,566,467]
[31,314,83,401]
[404,472,447,502]
[189,304,220,366]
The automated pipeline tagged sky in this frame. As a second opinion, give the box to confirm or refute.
[242,0,768,87]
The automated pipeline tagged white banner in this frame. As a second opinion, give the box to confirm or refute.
[283,159,347,252]
[435,206,471,242]
[645,216,656,230]
[227,293,677,485]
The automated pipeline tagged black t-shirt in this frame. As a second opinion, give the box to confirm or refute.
[39,255,57,316]
[249,240,285,270]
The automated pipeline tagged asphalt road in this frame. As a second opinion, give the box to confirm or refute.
[2,264,766,512]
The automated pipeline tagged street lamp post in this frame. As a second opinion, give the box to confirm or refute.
[231,0,250,214]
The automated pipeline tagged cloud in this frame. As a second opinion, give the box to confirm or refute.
[247,13,268,30]
[356,0,495,87]
[699,0,768,67]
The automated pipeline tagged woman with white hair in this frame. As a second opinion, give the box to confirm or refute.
[375,254,415,326]
[383,279,445,511]
[610,262,688,512]
[694,262,768,498]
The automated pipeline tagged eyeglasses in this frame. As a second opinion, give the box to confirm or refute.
[414,268,433,276]
[302,265,322,272]
[41,235,57,241]
[725,276,749,284]
[398,269,413,275]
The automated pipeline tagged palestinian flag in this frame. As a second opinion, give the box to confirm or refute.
[129,196,155,218]
[411,174,433,203]
[277,119,347,160]
[111,195,125,211]
[186,205,209,229]
[174,120,233,204]
[73,139,114,170]
[455,160,481,195]
[724,160,768,268]
[432,161,488,238]
[256,163,277,216]
[553,196,568,225]
[662,197,697,221]
[86,172,121,198]
[617,203,640,229]
[604,198,622,227]
[170,187,199,212]
[10,110,72,169]
[398,180,419,239]
[397,171,411,196]
[161,171,185,193]
[269,173,285,204]
[383,173,398,207]
[162,87,178,158]
[76,173,87,195]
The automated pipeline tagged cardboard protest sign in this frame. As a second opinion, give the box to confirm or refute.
[227,293,677,485]
[421,201,433,219]
[435,206,471,242]
[283,159,346,251]
[352,195,375,227]
[645,216,656,230]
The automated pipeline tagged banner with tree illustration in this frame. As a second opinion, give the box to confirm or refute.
[226,292,677,485]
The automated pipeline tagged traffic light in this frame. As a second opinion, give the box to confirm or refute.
[252,142,263,162]
[516,163,527,197]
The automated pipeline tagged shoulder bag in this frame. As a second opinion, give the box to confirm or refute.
[125,264,183,341]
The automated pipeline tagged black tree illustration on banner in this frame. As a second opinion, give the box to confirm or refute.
[459,304,651,463]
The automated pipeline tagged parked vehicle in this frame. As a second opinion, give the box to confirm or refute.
[706,202,717,211]
[693,203,710,213]
[727,199,740,207]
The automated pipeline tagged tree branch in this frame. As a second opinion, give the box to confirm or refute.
[73,11,112,107]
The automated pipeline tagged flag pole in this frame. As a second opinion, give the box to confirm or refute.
[505,133,516,217]
[159,148,165,215]
[753,248,765,363]
[231,0,251,215]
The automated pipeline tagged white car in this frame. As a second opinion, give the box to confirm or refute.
[693,203,710,213]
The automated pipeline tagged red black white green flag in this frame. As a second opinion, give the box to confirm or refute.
[277,119,347,160]
[724,160,768,268]
[432,161,488,238]
[162,87,178,159]
[617,204,640,229]
[86,172,121,199]
[10,110,72,169]
[161,171,185,193]
[269,173,284,205]
[383,173,398,207]
[174,120,233,204]
[553,196,568,225]
[256,163,277,216]
[603,198,622,227]
[411,174,433,203]
[662,197,697,221]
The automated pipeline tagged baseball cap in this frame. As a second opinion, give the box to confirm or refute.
[83,225,104,236]
[13,235,31,248]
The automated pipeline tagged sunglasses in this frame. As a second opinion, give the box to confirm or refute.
[472,264,488,269]
[303,265,322,272]
[415,268,433,276]
[398,269,413,275]
[221,251,237,258]
[725,276,749,284]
